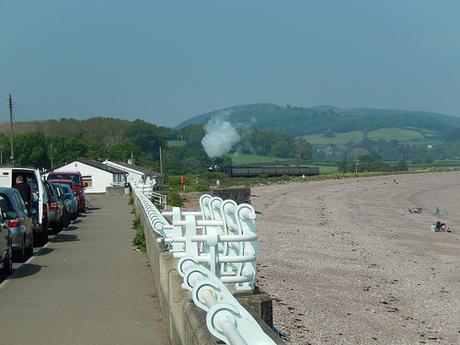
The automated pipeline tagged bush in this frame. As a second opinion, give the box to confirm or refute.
[164,191,183,207]
[132,214,146,252]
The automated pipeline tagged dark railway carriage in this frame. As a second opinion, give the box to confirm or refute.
[224,166,320,177]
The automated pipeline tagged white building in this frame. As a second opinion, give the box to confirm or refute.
[102,160,164,187]
[49,159,127,193]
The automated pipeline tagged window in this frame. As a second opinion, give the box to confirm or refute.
[82,176,92,188]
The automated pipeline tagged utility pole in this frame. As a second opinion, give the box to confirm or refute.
[50,142,54,169]
[8,94,14,166]
[159,146,163,175]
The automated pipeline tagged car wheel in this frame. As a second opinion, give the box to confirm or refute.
[14,236,26,262]
[1,245,13,274]
[39,221,49,246]
[63,210,70,228]
[52,220,63,234]
[25,234,33,258]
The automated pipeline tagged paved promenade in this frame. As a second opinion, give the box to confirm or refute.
[0,193,169,345]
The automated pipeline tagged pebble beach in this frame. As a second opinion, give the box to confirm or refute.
[252,172,460,345]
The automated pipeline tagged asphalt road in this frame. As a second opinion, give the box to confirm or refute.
[0,193,169,345]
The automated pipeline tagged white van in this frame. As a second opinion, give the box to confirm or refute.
[0,167,49,245]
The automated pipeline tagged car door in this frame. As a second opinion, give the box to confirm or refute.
[13,191,33,234]
[0,195,9,261]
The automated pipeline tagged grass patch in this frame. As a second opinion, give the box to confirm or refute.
[367,128,424,141]
[132,213,146,253]
[230,153,291,165]
[167,140,186,147]
[300,131,364,144]
[162,190,183,207]
[300,128,440,145]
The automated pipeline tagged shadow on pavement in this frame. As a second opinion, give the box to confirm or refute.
[65,225,78,231]
[51,234,80,243]
[35,247,54,256]
[11,263,43,279]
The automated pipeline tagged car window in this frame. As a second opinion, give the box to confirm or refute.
[0,194,14,213]
[61,185,73,195]
[44,181,57,201]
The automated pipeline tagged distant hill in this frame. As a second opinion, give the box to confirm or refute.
[177,103,460,136]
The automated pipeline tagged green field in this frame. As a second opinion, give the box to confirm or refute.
[301,131,364,144]
[167,140,186,147]
[300,128,439,145]
[229,153,290,165]
[367,128,424,141]
[229,154,338,174]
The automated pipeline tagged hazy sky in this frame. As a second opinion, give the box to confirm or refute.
[1,0,459,127]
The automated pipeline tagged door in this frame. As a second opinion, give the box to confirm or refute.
[0,197,8,261]
[35,169,45,225]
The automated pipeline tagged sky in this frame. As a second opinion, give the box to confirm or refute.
[1,0,460,127]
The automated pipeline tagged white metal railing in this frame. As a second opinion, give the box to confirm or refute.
[131,184,277,345]
[159,195,257,292]
[151,191,167,208]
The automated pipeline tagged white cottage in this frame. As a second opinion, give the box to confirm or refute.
[50,159,127,193]
[102,160,164,187]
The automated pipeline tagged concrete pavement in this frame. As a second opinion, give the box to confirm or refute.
[0,193,169,345]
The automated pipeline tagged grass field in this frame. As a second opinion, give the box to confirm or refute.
[229,154,338,174]
[229,153,290,165]
[367,128,424,141]
[167,140,186,147]
[301,131,364,144]
[300,128,439,145]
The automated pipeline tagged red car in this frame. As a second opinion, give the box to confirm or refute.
[47,171,86,212]
[47,179,85,214]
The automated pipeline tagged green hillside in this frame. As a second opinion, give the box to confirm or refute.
[178,103,460,137]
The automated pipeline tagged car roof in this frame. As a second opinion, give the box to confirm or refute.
[0,187,21,197]
[49,171,82,175]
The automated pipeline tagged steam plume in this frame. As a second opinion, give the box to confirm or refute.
[201,116,240,158]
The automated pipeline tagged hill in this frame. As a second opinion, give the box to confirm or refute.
[177,104,460,136]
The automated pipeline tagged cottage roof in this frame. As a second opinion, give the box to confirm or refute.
[51,159,127,175]
[105,160,162,177]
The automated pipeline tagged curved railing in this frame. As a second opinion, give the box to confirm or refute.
[131,183,277,345]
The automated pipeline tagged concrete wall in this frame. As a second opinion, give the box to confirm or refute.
[133,193,285,345]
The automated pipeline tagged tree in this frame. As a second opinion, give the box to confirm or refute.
[15,132,49,169]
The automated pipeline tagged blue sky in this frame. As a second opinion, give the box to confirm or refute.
[1,0,459,127]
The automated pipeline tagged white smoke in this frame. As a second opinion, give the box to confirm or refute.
[201,116,240,158]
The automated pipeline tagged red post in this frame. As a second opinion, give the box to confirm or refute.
[180,175,185,191]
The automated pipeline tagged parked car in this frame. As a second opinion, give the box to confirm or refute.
[43,180,67,233]
[0,210,13,274]
[0,167,49,246]
[53,183,78,221]
[0,188,34,262]
[47,171,86,212]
